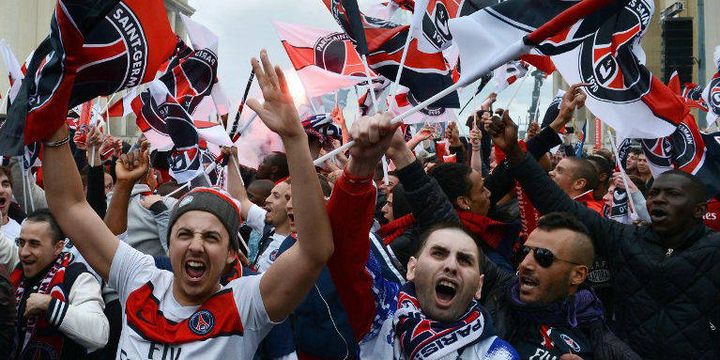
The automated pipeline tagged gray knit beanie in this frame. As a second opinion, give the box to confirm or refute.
[167,187,241,250]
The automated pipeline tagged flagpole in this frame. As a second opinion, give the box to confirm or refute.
[361,55,379,114]
[314,0,620,166]
[390,0,427,96]
[228,69,255,140]
[607,132,639,220]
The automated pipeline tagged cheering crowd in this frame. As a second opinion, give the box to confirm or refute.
[3,0,720,358]
[0,50,719,360]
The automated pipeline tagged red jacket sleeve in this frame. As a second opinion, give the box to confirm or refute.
[326,169,377,342]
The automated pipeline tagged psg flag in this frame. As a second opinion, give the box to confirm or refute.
[639,114,720,197]
[273,21,376,98]
[0,0,176,155]
[321,0,459,108]
[540,0,687,139]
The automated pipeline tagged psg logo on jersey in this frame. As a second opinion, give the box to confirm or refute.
[579,0,653,103]
[560,333,582,353]
[189,309,215,336]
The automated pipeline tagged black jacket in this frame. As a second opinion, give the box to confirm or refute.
[509,153,720,359]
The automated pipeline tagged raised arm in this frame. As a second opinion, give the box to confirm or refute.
[224,146,253,220]
[103,142,149,236]
[469,121,483,173]
[43,126,146,280]
[327,112,400,341]
[247,51,333,322]
[85,126,107,218]
[484,89,632,256]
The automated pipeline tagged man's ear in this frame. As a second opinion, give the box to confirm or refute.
[694,201,708,221]
[406,256,418,282]
[570,265,589,286]
[573,178,588,192]
[54,240,66,257]
[474,274,485,299]
[455,196,471,211]
[227,248,238,265]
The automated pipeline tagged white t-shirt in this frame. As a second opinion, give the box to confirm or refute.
[109,241,275,359]
[1,218,21,241]
[245,205,289,273]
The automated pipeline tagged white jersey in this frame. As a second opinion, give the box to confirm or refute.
[110,241,275,359]
[245,204,289,273]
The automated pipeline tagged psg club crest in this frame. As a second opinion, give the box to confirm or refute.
[709,77,720,115]
[641,137,673,168]
[313,33,365,77]
[579,0,653,103]
[189,309,215,336]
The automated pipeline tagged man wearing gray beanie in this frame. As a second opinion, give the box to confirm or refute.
[41,52,334,358]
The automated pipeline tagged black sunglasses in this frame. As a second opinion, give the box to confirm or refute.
[521,246,583,268]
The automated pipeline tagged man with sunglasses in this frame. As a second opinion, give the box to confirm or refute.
[481,212,638,359]
[485,91,720,358]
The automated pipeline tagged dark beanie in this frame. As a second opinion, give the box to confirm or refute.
[167,188,242,250]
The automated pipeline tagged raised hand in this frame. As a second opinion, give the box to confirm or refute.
[560,83,588,118]
[245,50,304,140]
[481,92,498,111]
[445,122,462,147]
[469,121,482,148]
[347,112,401,177]
[484,109,522,160]
[525,121,540,140]
[115,141,149,184]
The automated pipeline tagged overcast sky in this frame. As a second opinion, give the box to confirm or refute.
[187,0,555,132]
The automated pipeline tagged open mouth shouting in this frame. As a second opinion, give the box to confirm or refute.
[184,259,208,282]
[519,274,540,295]
[434,278,458,308]
[650,207,668,223]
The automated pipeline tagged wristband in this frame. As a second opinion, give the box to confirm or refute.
[43,135,71,148]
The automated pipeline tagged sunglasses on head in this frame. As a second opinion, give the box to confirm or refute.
[521,245,583,268]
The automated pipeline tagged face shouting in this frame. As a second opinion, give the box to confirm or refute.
[646,173,705,236]
[517,228,586,304]
[169,211,235,306]
[0,172,11,220]
[407,228,483,322]
[17,221,65,278]
[263,182,290,229]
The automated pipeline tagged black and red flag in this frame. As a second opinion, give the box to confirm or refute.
[321,0,459,108]
[0,0,177,155]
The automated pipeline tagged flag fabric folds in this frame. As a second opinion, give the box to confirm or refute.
[640,114,720,197]
[451,0,685,139]
[321,0,459,108]
[273,21,376,98]
[539,0,686,139]
[0,0,176,155]
[0,39,24,103]
[388,86,457,125]
[493,61,529,92]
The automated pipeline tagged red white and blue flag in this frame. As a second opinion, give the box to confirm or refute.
[273,21,376,98]
[640,114,720,197]
[493,60,529,92]
[451,0,685,139]
[322,0,459,108]
[0,0,177,155]
[388,85,457,124]
[702,72,720,127]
